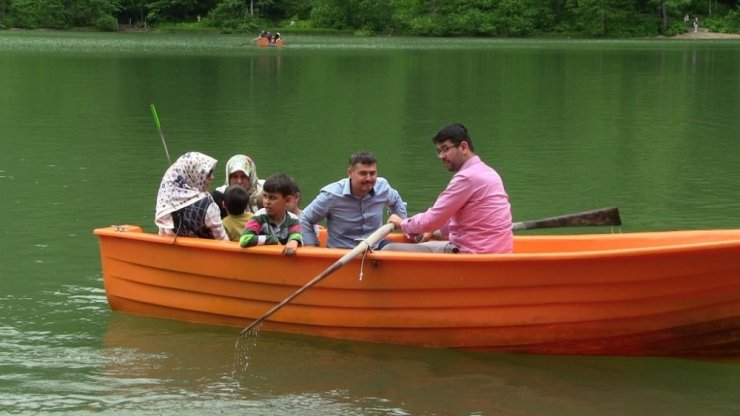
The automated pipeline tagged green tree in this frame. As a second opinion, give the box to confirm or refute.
[206,0,278,30]
[69,0,120,27]
[208,0,248,23]
[650,0,691,33]
[724,3,740,31]
[8,0,70,28]
[1,0,11,26]
[309,0,349,29]
[118,0,148,27]
[3,0,740,35]
[148,0,215,22]
[565,0,639,36]
[495,0,549,36]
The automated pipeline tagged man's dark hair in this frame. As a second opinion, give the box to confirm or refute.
[223,185,249,215]
[432,123,475,152]
[348,151,377,167]
[263,173,299,197]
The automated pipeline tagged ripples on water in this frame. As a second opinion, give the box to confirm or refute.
[1,312,417,414]
[0,31,505,59]
[4,31,708,56]
[233,324,262,381]
[3,308,740,414]
[0,283,108,413]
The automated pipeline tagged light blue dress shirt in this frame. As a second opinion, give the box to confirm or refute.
[300,177,407,248]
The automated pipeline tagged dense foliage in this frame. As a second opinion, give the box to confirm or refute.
[1,0,739,37]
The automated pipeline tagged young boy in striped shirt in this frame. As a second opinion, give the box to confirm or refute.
[239,174,303,256]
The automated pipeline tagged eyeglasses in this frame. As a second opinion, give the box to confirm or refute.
[435,144,460,156]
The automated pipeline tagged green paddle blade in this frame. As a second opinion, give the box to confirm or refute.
[150,104,161,129]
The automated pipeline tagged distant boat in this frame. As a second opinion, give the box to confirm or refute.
[93,224,740,357]
[256,37,284,48]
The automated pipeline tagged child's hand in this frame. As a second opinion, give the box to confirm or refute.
[283,240,299,256]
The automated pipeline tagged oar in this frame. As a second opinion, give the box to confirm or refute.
[239,223,396,335]
[239,208,620,334]
[512,206,621,231]
[150,104,172,165]
[239,37,260,46]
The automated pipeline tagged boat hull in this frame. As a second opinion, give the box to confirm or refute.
[94,226,740,356]
[256,37,284,47]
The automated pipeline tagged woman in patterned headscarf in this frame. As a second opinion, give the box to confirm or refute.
[155,152,228,240]
[213,154,265,217]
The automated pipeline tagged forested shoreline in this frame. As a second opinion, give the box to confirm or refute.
[1,0,739,38]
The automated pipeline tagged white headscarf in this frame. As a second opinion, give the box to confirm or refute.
[218,154,263,210]
[155,152,217,229]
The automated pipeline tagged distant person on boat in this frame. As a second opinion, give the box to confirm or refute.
[258,30,272,41]
[212,154,264,218]
[254,30,283,46]
[222,184,252,241]
[287,182,304,216]
[289,183,324,238]
[155,151,228,240]
[385,123,512,254]
[239,174,303,256]
[300,151,408,249]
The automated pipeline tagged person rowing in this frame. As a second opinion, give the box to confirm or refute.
[385,123,513,254]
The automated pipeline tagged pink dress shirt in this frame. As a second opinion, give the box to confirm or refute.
[400,156,513,254]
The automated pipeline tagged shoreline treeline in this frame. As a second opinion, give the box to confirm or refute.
[1,0,739,38]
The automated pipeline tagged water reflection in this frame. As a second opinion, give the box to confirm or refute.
[2,295,738,414]
[93,314,740,415]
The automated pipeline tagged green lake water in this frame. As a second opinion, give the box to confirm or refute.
[1,31,739,415]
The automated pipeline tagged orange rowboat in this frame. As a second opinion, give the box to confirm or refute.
[93,225,740,356]
[256,37,284,47]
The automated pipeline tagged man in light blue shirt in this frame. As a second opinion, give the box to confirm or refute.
[301,151,407,248]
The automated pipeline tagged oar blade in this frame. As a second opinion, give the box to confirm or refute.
[513,207,621,231]
[150,104,172,165]
[150,104,161,128]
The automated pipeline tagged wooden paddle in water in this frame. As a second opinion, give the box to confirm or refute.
[512,206,621,231]
[239,223,396,336]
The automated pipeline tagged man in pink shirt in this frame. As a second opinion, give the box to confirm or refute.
[385,123,513,254]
